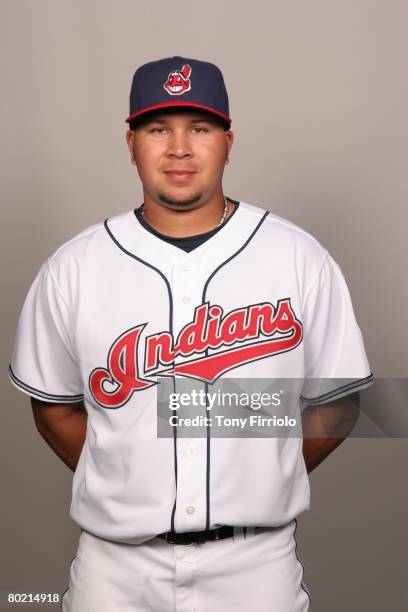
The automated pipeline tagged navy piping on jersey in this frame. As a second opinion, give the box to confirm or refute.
[8,365,84,402]
[170,374,178,532]
[103,218,178,532]
[201,209,270,529]
[301,373,374,405]
[294,518,312,606]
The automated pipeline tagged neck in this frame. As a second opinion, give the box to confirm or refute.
[140,195,233,237]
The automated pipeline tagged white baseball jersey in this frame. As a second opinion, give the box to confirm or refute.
[8,200,373,545]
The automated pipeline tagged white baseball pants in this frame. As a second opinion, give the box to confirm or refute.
[61,520,311,611]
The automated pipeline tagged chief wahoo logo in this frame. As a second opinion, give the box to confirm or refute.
[163,64,192,95]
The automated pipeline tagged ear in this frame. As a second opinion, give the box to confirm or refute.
[225,130,234,165]
[126,130,137,166]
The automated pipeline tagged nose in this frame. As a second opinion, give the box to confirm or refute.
[166,129,193,159]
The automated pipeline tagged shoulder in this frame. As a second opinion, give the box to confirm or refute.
[47,210,132,265]
[42,210,133,290]
[239,200,329,263]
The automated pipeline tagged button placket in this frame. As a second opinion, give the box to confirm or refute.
[171,264,208,533]
[171,265,196,329]
[174,436,208,531]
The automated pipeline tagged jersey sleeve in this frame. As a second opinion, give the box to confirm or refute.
[8,258,84,403]
[300,251,374,406]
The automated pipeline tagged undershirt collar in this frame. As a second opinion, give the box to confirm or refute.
[134,198,240,253]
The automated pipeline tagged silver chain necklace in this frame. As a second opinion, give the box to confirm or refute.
[140,197,229,228]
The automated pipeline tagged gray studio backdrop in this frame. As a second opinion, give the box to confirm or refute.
[1,1,407,611]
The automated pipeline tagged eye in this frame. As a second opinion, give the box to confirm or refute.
[150,127,167,134]
[191,127,207,134]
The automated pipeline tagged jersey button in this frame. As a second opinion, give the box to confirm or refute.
[182,296,191,304]
[186,505,195,515]
[175,549,185,560]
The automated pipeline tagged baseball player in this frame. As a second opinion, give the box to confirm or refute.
[8,56,373,611]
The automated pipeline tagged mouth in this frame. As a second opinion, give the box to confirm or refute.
[164,170,197,182]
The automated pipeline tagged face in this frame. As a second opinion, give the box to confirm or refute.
[126,109,234,210]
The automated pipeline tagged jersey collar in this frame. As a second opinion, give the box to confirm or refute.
[104,200,269,279]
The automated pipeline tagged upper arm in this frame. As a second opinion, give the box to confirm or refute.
[300,252,373,405]
[30,396,86,429]
[9,259,84,404]
[301,391,361,438]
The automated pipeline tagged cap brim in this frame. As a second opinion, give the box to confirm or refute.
[125,101,231,125]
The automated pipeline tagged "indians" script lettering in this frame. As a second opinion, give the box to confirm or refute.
[89,299,302,408]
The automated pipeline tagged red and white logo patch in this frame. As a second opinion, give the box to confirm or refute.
[163,64,192,96]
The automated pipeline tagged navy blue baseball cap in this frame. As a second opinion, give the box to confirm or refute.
[125,56,231,127]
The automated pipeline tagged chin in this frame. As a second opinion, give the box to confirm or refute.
[157,192,202,208]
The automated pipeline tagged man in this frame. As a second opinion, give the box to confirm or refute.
[8,56,373,611]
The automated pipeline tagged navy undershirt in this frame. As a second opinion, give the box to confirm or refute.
[134,198,240,253]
